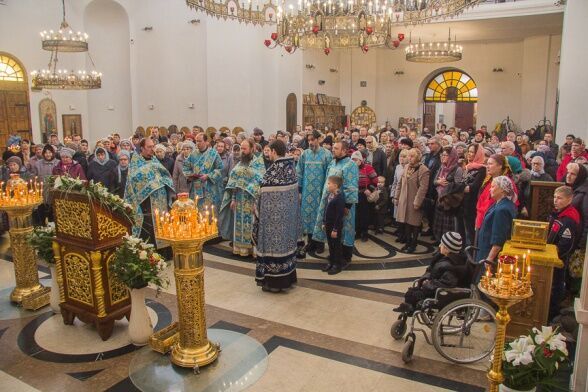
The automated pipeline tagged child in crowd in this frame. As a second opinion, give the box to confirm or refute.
[374,176,389,234]
[322,175,346,275]
[393,232,466,314]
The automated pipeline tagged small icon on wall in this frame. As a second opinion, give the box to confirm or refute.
[360,81,367,87]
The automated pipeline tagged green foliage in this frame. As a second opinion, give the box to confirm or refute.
[28,223,55,264]
[109,235,169,290]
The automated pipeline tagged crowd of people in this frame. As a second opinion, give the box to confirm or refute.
[1,123,586,318]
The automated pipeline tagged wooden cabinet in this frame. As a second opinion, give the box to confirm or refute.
[303,93,346,130]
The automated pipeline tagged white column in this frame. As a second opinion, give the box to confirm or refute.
[556,0,588,145]
[573,241,588,391]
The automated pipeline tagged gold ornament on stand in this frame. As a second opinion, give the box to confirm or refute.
[479,253,534,392]
[152,193,220,370]
[0,175,49,310]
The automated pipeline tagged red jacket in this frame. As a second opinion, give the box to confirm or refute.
[358,163,378,190]
[557,152,588,181]
[475,176,519,229]
[52,160,87,180]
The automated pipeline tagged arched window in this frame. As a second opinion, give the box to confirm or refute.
[424,70,478,103]
[0,54,25,82]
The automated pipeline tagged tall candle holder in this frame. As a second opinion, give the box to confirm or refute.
[0,175,49,310]
[153,192,219,370]
[479,254,533,392]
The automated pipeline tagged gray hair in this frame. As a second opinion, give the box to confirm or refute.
[492,176,517,203]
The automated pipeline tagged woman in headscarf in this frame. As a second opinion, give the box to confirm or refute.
[154,143,174,175]
[115,150,130,198]
[475,154,518,231]
[87,147,118,193]
[2,156,29,182]
[432,147,463,242]
[566,162,588,251]
[507,155,532,217]
[394,148,430,253]
[119,139,134,153]
[456,143,486,246]
[529,155,553,182]
[53,147,85,179]
[476,176,518,263]
[172,140,194,195]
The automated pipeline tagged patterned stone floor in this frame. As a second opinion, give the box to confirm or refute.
[0,230,491,391]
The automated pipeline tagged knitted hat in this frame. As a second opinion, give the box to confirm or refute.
[59,147,75,158]
[6,156,22,168]
[350,151,363,161]
[483,146,495,157]
[118,150,131,160]
[181,140,195,150]
[441,232,462,253]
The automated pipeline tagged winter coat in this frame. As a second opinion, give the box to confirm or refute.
[172,154,190,195]
[87,160,118,193]
[368,148,387,177]
[572,180,588,249]
[420,252,468,296]
[513,169,532,214]
[548,204,580,263]
[52,160,86,180]
[395,164,430,227]
[158,156,175,176]
[462,166,486,219]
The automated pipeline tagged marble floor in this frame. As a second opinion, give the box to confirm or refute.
[0,230,492,391]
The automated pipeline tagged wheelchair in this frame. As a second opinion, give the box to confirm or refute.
[390,246,497,364]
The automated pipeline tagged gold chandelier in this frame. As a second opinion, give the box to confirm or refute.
[186,0,482,53]
[405,29,462,63]
[31,0,101,90]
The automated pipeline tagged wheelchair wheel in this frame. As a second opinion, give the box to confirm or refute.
[402,335,415,363]
[390,319,407,340]
[431,299,496,364]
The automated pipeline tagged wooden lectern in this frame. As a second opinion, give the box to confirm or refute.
[52,191,132,340]
[500,242,563,338]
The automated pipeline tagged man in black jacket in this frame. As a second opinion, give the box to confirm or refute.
[423,136,442,237]
[365,135,386,176]
[322,175,346,275]
[547,186,581,320]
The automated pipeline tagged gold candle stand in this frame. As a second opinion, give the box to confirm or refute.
[152,193,220,370]
[479,253,533,392]
[1,203,49,310]
[167,236,220,369]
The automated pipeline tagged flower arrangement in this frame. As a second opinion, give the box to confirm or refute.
[502,326,569,391]
[28,223,56,264]
[109,235,169,291]
[49,176,135,224]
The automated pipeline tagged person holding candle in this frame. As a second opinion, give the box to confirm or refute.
[219,139,265,257]
[476,176,518,267]
[547,185,580,321]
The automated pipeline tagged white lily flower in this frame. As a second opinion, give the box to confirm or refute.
[139,250,148,260]
[505,337,535,366]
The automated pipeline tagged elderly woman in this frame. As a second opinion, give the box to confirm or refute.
[566,163,588,251]
[476,176,518,263]
[394,148,430,253]
[154,143,174,175]
[119,139,133,153]
[51,147,86,179]
[352,150,378,242]
[87,147,118,193]
[173,141,195,195]
[529,156,553,182]
[115,151,130,198]
[391,149,409,239]
[2,156,29,181]
[433,147,463,242]
[475,154,517,230]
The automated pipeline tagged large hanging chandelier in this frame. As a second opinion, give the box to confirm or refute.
[405,28,462,63]
[186,0,482,53]
[31,0,101,90]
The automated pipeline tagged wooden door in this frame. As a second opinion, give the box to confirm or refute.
[0,93,8,149]
[455,102,475,130]
[286,93,297,134]
[423,103,435,132]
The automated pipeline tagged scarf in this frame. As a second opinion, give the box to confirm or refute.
[465,145,485,171]
[436,148,458,195]
[95,147,109,166]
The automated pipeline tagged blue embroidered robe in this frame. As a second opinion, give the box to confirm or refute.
[254,157,299,289]
[219,156,265,256]
[182,147,223,212]
[312,157,359,247]
[124,154,174,248]
[297,147,332,235]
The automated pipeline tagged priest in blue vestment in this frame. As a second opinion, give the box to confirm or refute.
[254,140,300,292]
[125,138,174,249]
[182,132,224,213]
[312,140,359,268]
[296,129,332,255]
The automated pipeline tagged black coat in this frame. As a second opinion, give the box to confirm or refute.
[323,192,346,233]
[421,252,467,296]
[87,160,118,193]
[424,150,441,198]
[370,148,387,177]
[158,156,175,176]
